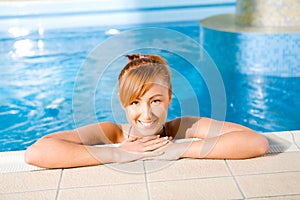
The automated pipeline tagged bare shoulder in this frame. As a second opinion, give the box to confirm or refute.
[166,116,201,127]
[98,122,125,143]
[98,121,122,130]
[165,116,201,139]
[75,121,124,144]
[165,116,254,139]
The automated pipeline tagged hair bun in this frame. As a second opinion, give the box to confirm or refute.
[125,54,144,62]
[125,54,166,64]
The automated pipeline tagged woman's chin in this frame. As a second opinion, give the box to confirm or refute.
[138,127,164,137]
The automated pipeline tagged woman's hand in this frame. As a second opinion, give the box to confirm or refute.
[114,135,170,163]
[119,135,170,152]
[154,141,189,161]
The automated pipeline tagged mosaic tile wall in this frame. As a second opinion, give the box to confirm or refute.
[235,0,300,27]
[200,0,300,77]
[200,27,300,77]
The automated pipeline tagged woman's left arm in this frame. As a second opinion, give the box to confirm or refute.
[182,130,268,159]
[157,130,268,160]
[158,117,269,160]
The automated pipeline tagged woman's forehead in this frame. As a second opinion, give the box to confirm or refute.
[138,83,169,99]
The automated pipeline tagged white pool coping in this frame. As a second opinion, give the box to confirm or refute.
[200,13,300,33]
[1,130,299,174]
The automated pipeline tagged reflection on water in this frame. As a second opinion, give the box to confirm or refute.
[0,27,106,151]
[224,73,300,132]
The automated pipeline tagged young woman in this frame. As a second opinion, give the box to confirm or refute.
[25,54,268,169]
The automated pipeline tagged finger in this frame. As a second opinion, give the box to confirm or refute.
[143,136,169,146]
[143,140,169,151]
[139,135,160,143]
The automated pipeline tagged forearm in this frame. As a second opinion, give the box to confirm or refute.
[25,138,116,168]
[25,135,168,168]
[181,131,268,159]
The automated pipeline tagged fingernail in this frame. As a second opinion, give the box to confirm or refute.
[163,140,169,144]
[164,136,168,140]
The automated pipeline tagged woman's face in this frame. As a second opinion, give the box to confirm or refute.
[125,82,171,137]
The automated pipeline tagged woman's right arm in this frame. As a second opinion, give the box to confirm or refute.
[24,135,115,168]
[24,122,168,168]
[24,122,118,168]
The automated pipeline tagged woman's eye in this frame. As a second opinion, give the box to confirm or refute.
[152,99,161,104]
[130,101,139,105]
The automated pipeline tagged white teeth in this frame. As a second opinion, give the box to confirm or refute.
[139,121,154,128]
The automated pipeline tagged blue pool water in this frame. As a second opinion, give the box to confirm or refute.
[0,21,299,152]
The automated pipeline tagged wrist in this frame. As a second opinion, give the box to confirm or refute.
[175,141,194,159]
[111,146,124,163]
[112,146,134,163]
[178,142,189,159]
[87,145,119,164]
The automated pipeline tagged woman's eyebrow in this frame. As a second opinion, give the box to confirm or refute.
[138,94,165,101]
[150,94,163,99]
[148,94,164,100]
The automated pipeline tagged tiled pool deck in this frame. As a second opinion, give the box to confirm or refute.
[1,131,300,200]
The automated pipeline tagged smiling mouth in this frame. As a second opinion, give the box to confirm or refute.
[137,120,157,129]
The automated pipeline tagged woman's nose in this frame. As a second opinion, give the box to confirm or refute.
[140,103,152,119]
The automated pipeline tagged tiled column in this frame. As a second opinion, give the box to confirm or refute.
[236,0,300,27]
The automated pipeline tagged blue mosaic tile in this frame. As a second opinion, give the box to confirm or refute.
[200,27,300,77]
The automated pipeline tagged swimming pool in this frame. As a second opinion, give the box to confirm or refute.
[0,1,299,152]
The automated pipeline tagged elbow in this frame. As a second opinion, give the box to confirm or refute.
[255,134,269,157]
[24,146,36,166]
[24,138,51,168]
[24,146,34,165]
[24,145,42,167]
